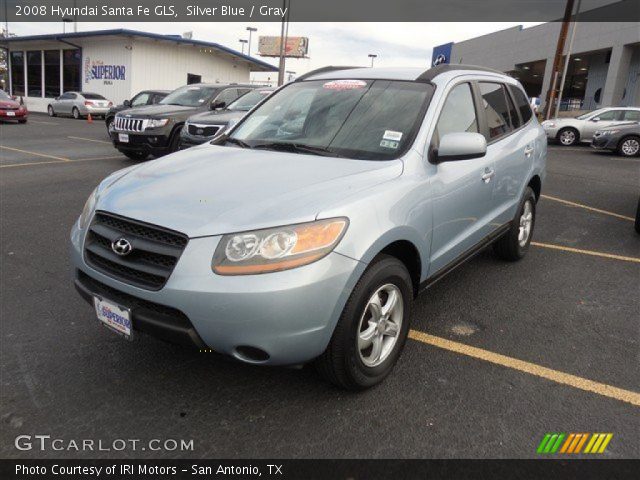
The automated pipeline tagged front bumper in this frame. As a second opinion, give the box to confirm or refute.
[591,135,617,150]
[110,131,171,155]
[70,221,365,365]
[0,109,27,120]
[542,125,560,140]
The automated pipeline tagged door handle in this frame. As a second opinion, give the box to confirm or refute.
[481,168,495,183]
[524,145,534,157]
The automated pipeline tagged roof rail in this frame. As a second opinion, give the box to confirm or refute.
[295,66,360,82]
[416,64,506,82]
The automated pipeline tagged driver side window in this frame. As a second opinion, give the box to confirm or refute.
[593,110,617,121]
[131,92,150,106]
[433,83,478,147]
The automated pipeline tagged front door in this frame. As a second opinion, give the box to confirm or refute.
[428,81,497,274]
[583,109,623,138]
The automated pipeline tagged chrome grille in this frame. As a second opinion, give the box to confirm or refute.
[84,212,188,291]
[187,123,223,137]
[114,116,146,132]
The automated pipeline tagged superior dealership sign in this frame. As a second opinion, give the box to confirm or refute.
[84,57,126,84]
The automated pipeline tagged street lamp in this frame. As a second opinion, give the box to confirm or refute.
[62,18,73,34]
[246,27,257,56]
[239,39,248,55]
[368,54,378,67]
[286,70,296,82]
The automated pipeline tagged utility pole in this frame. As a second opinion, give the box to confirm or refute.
[277,0,290,86]
[246,27,257,56]
[545,0,575,119]
[555,0,582,119]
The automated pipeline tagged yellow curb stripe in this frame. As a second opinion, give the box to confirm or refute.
[0,145,70,162]
[531,242,640,264]
[541,194,634,222]
[573,433,589,454]
[597,433,613,453]
[583,434,598,453]
[68,136,112,145]
[0,155,125,169]
[408,330,640,407]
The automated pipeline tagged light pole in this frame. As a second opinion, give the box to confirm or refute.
[368,54,378,67]
[246,27,257,56]
[62,18,73,34]
[286,71,296,82]
[239,39,248,55]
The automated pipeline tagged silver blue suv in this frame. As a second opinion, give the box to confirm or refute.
[71,65,546,390]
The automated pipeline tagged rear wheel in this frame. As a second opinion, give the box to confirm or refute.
[315,255,413,390]
[105,116,114,130]
[557,127,579,146]
[47,105,56,117]
[121,150,148,161]
[72,107,81,119]
[617,136,640,157]
[493,187,536,261]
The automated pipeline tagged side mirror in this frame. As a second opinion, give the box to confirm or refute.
[434,132,487,163]
[123,99,131,107]
[54,96,60,101]
[211,101,226,110]
[591,117,600,122]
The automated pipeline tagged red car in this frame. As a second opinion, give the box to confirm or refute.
[0,90,28,123]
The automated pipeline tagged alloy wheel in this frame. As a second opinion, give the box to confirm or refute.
[357,284,404,368]
[560,130,576,145]
[621,138,639,156]
[518,200,534,247]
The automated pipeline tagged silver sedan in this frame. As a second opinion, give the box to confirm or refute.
[47,92,113,119]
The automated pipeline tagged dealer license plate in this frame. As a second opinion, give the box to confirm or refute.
[6,111,15,116]
[94,296,133,340]
[118,133,129,143]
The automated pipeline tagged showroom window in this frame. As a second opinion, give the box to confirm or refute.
[27,50,43,97]
[63,49,81,92]
[10,51,25,96]
[44,50,61,98]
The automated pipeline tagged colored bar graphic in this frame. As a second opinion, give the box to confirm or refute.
[538,433,612,454]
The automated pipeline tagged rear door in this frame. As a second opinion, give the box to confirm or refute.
[486,82,537,224]
[428,81,497,274]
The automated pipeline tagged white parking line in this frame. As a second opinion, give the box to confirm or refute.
[67,136,112,145]
[29,120,59,125]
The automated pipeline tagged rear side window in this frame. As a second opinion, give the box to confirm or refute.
[433,82,478,144]
[479,82,512,140]
[505,90,521,129]
[623,110,640,121]
[510,85,533,124]
[82,93,106,100]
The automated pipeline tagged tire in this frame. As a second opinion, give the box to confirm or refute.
[557,127,579,146]
[121,150,148,161]
[617,136,640,157]
[167,128,182,153]
[105,116,114,130]
[493,186,536,261]
[72,107,81,119]
[315,255,413,390]
[47,105,56,117]
[18,119,27,124]
[635,197,640,234]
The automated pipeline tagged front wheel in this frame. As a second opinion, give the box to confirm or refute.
[557,127,579,146]
[47,105,56,117]
[493,186,536,261]
[72,107,81,119]
[617,136,640,157]
[315,255,413,390]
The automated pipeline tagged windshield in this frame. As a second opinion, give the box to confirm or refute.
[0,90,11,100]
[228,89,273,111]
[229,79,434,160]
[160,85,218,107]
[82,93,106,100]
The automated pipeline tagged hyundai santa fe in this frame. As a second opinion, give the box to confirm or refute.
[71,65,546,390]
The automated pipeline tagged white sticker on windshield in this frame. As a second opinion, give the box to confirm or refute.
[380,140,399,149]
[383,130,403,141]
[323,80,367,91]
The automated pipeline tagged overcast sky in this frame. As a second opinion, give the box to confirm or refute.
[7,22,542,81]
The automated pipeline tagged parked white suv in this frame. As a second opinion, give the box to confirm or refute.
[542,107,640,146]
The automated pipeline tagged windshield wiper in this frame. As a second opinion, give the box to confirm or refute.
[224,137,252,149]
[252,142,340,157]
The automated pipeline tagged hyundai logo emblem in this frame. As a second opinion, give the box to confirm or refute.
[433,54,447,66]
[111,237,133,256]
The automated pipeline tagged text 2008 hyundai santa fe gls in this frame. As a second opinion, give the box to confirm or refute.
[71,65,546,390]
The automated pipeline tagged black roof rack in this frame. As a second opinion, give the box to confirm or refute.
[295,66,360,82]
[416,64,506,82]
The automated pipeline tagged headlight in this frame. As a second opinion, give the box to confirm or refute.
[212,218,348,275]
[603,130,618,136]
[146,118,169,129]
[541,121,556,128]
[78,187,98,230]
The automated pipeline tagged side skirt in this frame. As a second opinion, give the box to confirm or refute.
[418,223,511,293]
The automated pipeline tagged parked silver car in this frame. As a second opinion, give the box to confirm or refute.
[541,107,640,146]
[591,121,640,157]
[48,92,113,119]
[71,65,546,389]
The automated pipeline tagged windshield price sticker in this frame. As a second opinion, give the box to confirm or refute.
[323,80,368,90]
[383,130,403,141]
[380,140,399,149]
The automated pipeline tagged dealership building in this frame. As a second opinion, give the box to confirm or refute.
[1,29,277,113]
[432,22,639,112]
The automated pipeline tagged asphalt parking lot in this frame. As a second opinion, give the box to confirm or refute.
[1,114,639,459]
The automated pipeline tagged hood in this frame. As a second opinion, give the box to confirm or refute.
[0,99,20,109]
[187,110,245,125]
[118,104,202,119]
[95,145,403,237]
